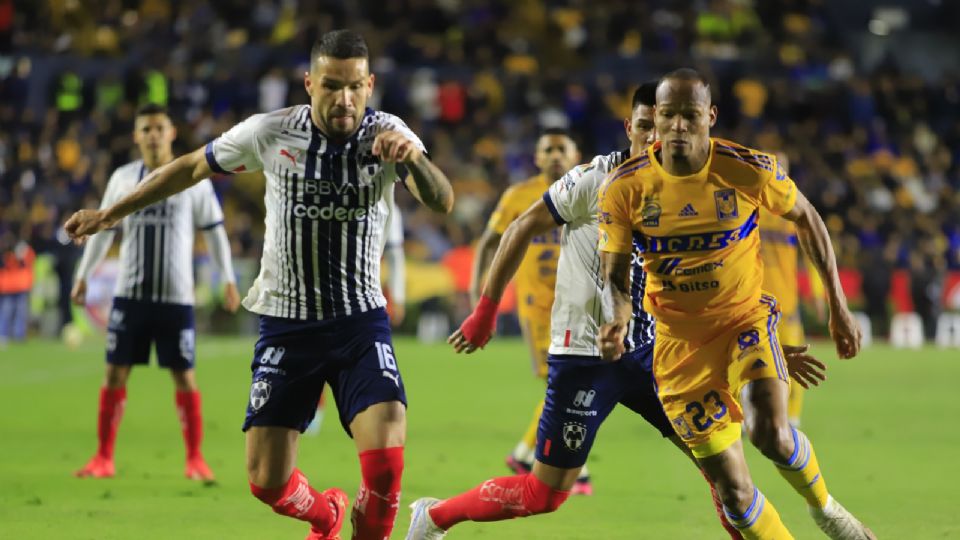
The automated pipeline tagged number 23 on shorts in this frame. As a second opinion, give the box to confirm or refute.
[671,390,729,440]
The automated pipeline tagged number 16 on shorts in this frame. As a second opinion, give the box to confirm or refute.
[376,342,400,387]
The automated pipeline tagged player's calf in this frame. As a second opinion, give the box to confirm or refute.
[250,468,344,535]
[352,446,404,540]
[427,473,570,531]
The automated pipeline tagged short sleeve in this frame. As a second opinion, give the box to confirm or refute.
[191,179,225,230]
[99,170,124,209]
[597,175,636,255]
[544,163,597,225]
[486,187,521,235]
[759,157,798,216]
[205,114,265,175]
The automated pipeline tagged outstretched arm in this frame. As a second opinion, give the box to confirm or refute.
[65,147,212,242]
[598,251,632,361]
[469,229,502,308]
[448,199,558,353]
[781,191,861,359]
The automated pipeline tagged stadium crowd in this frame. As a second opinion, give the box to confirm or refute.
[1,0,958,339]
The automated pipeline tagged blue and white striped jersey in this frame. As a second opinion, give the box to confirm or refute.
[205,105,424,320]
[542,149,655,356]
[75,160,228,305]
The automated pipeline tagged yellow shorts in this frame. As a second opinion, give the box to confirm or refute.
[778,309,804,346]
[654,296,790,458]
[519,311,550,379]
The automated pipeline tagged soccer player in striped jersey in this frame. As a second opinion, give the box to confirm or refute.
[72,104,240,481]
[65,30,454,540]
[598,70,873,540]
[470,128,587,492]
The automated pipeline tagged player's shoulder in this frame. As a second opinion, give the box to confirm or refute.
[711,138,780,182]
[109,160,144,183]
[600,148,655,198]
[253,105,311,134]
[364,108,414,132]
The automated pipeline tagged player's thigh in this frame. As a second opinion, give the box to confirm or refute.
[653,332,739,459]
[519,313,550,379]
[618,346,675,439]
[696,438,757,508]
[531,460,582,492]
[105,298,151,367]
[535,358,623,471]
[154,304,196,371]
[245,425,300,488]
[243,318,329,434]
[327,308,407,442]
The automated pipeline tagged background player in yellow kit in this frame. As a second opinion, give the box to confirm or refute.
[598,69,874,539]
[469,129,587,492]
[758,153,826,426]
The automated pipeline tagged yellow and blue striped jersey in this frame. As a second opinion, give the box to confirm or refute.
[598,139,798,335]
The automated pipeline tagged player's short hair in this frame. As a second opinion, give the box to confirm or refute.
[658,68,712,102]
[631,81,659,109]
[312,29,369,61]
[538,127,578,147]
[136,103,168,117]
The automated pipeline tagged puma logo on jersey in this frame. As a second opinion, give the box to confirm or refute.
[280,148,301,165]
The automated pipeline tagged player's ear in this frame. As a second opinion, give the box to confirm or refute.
[368,73,375,93]
[623,118,632,138]
[708,105,718,128]
[304,71,313,96]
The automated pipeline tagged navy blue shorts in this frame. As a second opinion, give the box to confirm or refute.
[535,345,673,469]
[242,308,406,436]
[105,297,195,370]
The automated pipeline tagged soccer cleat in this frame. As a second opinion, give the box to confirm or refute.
[810,496,877,540]
[405,497,446,540]
[571,477,593,496]
[185,456,215,482]
[306,488,349,540]
[505,455,532,475]
[75,455,115,478]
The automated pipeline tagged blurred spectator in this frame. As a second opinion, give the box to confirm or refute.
[0,226,34,343]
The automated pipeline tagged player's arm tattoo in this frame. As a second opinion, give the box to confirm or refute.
[481,200,558,302]
[104,147,212,224]
[783,191,846,309]
[405,154,455,214]
[601,251,633,326]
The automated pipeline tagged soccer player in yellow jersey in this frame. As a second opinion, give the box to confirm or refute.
[598,69,874,540]
[470,128,587,490]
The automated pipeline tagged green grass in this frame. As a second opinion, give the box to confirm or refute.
[0,335,957,539]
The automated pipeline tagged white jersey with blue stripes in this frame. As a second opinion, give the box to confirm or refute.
[99,160,225,304]
[542,149,655,357]
[205,105,424,320]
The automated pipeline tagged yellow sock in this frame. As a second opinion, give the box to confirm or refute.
[724,488,794,540]
[777,427,829,508]
[521,400,545,449]
[787,384,805,426]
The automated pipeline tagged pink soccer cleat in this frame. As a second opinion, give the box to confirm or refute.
[75,455,115,478]
[185,456,215,482]
[305,488,349,540]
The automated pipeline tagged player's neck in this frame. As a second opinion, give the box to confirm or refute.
[309,109,359,144]
[661,149,709,176]
[143,152,173,171]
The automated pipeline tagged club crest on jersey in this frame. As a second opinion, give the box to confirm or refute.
[714,189,739,221]
[249,379,272,411]
[641,197,662,227]
[562,422,588,451]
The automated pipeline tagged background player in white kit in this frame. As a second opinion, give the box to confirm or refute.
[65,30,454,540]
[72,104,240,481]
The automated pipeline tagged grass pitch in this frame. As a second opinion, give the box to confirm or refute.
[0,334,956,539]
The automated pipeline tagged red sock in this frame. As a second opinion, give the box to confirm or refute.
[96,387,126,460]
[250,469,337,533]
[353,446,404,540]
[700,468,744,540]
[175,390,203,460]
[429,473,569,530]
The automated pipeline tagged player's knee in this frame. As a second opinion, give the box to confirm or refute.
[748,419,794,462]
[524,474,570,514]
[716,480,756,515]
